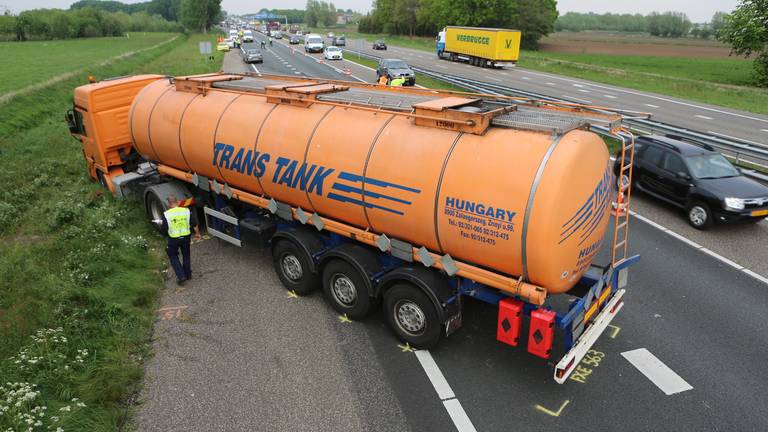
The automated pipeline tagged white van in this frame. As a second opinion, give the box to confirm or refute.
[243,30,254,42]
[304,34,324,53]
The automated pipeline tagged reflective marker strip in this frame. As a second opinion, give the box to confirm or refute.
[622,348,693,395]
[443,399,478,432]
[414,350,454,400]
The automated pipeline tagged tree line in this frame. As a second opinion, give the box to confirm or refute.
[357,0,558,49]
[304,1,339,28]
[555,11,730,39]
[1,0,222,41]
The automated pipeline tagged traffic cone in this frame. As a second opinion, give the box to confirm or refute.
[611,190,627,217]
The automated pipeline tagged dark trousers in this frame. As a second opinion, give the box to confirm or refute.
[167,235,192,281]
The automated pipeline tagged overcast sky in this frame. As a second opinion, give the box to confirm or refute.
[3,0,738,23]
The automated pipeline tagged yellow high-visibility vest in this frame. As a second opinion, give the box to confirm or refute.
[390,77,405,87]
[164,207,191,238]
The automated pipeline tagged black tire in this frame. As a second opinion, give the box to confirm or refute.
[272,240,319,295]
[145,191,166,233]
[321,260,374,320]
[97,170,109,191]
[686,201,714,230]
[384,283,442,349]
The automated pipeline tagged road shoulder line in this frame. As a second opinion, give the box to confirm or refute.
[414,350,477,432]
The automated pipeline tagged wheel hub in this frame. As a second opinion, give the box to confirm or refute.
[395,300,426,335]
[331,274,357,305]
[690,206,706,226]
[281,255,302,281]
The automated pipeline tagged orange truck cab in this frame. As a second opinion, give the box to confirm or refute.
[68,73,639,383]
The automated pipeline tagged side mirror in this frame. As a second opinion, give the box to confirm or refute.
[676,171,691,181]
[65,110,79,134]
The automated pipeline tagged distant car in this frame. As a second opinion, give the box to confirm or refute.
[323,46,343,60]
[273,31,283,39]
[289,35,301,44]
[327,32,335,38]
[216,41,230,52]
[333,36,346,46]
[296,30,303,36]
[614,135,768,229]
[242,30,254,43]
[241,47,263,63]
[376,58,415,86]
[372,40,387,50]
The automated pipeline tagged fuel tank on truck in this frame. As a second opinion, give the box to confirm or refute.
[129,75,614,294]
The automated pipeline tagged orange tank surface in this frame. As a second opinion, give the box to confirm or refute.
[128,74,614,294]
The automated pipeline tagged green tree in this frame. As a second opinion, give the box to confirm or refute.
[305,0,318,27]
[181,0,221,33]
[718,0,768,86]
[710,11,728,35]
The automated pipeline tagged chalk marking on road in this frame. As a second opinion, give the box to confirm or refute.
[564,95,592,104]
[608,324,621,339]
[413,350,479,432]
[515,68,768,124]
[621,348,693,395]
[338,314,352,323]
[415,350,455,400]
[442,399,478,432]
[604,94,617,99]
[695,114,714,120]
[707,130,768,148]
[644,103,660,108]
[629,211,767,285]
[534,400,570,417]
[398,342,414,352]
[286,290,298,298]
[157,305,188,321]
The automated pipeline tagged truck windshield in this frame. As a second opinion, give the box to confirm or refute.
[308,37,321,44]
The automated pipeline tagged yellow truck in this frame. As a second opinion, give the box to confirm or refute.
[436,26,521,68]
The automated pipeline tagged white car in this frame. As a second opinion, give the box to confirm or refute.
[327,32,335,38]
[323,46,343,60]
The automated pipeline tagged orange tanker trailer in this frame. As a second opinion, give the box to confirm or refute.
[67,72,638,382]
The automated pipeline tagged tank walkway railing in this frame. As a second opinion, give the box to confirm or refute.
[341,48,768,185]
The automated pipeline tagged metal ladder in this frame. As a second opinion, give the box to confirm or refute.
[611,131,636,266]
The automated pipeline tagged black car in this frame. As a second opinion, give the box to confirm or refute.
[614,135,768,229]
[289,35,301,44]
[376,59,415,86]
[372,40,387,50]
[333,36,346,46]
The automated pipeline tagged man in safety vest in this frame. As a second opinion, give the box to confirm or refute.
[389,76,405,86]
[377,74,389,86]
[159,197,202,285]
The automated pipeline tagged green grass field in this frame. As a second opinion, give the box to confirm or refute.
[0,33,222,431]
[342,30,768,115]
[0,33,176,96]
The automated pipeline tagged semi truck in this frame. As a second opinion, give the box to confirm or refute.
[66,72,638,383]
[436,26,521,68]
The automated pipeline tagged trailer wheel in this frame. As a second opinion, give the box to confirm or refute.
[272,240,319,295]
[384,283,442,349]
[145,190,167,233]
[322,260,373,320]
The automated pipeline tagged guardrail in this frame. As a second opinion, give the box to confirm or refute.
[342,47,768,184]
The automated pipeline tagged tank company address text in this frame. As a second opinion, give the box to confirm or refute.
[443,196,516,246]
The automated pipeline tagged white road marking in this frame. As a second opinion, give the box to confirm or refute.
[707,130,768,148]
[250,64,260,74]
[500,72,509,76]
[762,129,768,133]
[563,95,592,104]
[604,94,617,99]
[415,350,454,400]
[622,348,693,395]
[521,76,530,80]
[644,104,659,109]
[695,114,714,120]
[546,82,556,86]
[630,211,767,285]
[572,83,584,88]
[414,350,477,432]
[514,68,768,124]
[578,89,590,93]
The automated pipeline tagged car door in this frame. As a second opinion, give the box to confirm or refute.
[635,144,665,192]
[376,61,386,77]
[658,152,692,204]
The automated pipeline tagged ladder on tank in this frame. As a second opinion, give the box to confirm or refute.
[611,131,636,266]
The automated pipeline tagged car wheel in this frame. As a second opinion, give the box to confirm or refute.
[686,201,713,230]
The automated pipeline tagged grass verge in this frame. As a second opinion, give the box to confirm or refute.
[0,33,222,431]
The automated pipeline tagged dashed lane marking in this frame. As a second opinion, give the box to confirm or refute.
[622,348,693,395]
[578,89,590,93]
[534,400,570,417]
[414,350,478,432]
[707,130,768,148]
[521,76,530,80]
[762,129,768,133]
[645,103,660,108]
[564,95,592,104]
[546,82,556,85]
[604,94,617,99]
[695,114,714,120]
[572,83,584,88]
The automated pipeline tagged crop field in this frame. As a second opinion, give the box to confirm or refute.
[0,33,222,431]
[0,33,176,97]
[538,31,736,58]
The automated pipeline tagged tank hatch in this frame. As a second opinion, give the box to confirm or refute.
[174,74,243,95]
[412,97,516,135]
[265,82,350,107]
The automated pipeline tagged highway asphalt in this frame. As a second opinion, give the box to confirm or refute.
[134,38,768,431]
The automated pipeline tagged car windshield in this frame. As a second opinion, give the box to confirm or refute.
[246,49,260,54]
[686,153,740,179]
[385,60,408,69]
[327,47,340,51]
[308,37,322,44]
[375,40,384,44]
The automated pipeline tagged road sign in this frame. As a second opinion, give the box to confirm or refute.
[199,41,212,55]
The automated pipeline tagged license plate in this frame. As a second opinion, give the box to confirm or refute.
[751,209,768,217]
